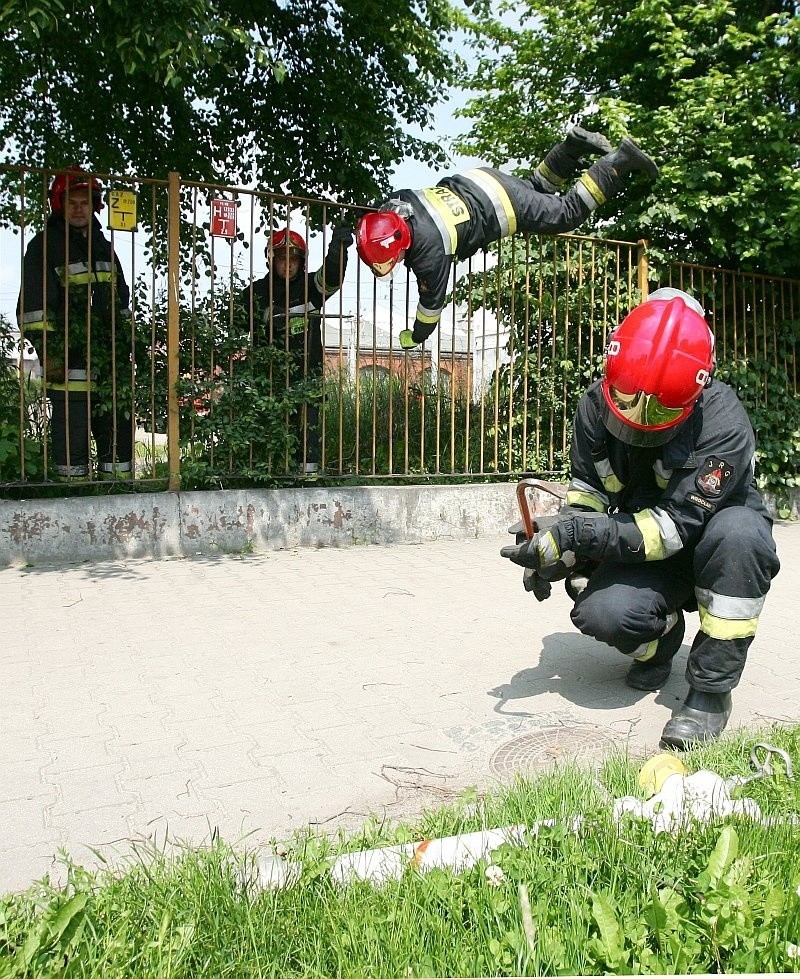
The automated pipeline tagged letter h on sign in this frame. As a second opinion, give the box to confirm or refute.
[210,199,238,239]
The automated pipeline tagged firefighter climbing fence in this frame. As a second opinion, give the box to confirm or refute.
[1,164,797,493]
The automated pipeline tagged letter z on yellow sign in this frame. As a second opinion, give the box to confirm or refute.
[108,190,138,232]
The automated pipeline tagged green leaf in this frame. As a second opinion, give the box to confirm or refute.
[706,825,739,886]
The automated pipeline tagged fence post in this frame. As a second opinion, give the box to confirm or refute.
[637,239,649,299]
[167,171,181,491]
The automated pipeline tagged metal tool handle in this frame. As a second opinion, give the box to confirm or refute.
[516,478,566,539]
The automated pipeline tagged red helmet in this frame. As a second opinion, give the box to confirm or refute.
[49,166,103,214]
[268,228,306,260]
[601,290,714,447]
[356,211,411,277]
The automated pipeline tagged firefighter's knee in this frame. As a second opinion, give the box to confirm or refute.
[694,506,780,593]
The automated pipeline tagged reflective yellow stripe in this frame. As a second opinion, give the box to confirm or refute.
[633,510,665,561]
[565,489,605,511]
[48,380,94,392]
[22,320,54,332]
[594,458,623,493]
[653,459,671,489]
[539,530,561,566]
[420,188,467,252]
[415,305,442,325]
[600,473,623,492]
[697,604,759,640]
[67,270,114,285]
[633,637,659,663]
[55,261,116,286]
[314,269,340,296]
[578,173,607,206]
[460,169,517,237]
[536,161,567,188]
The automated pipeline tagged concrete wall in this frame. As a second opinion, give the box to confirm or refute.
[1,483,795,567]
[0,483,567,567]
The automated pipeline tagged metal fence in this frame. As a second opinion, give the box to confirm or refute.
[1,165,797,492]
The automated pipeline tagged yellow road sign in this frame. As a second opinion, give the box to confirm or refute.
[108,189,138,231]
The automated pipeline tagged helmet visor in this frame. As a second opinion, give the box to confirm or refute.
[608,387,685,428]
[370,257,398,277]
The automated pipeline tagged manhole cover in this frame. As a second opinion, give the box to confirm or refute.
[489,724,618,778]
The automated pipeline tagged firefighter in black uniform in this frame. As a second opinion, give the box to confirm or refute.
[239,225,352,472]
[355,126,659,349]
[18,167,133,479]
[500,289,781,749]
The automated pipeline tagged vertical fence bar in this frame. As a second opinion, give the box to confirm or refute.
[166,171,181,491]
[637,239,649,299]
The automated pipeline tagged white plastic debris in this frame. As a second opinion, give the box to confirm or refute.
[243,748,793,893]
[613,769,762,834]
[328,825,527,885]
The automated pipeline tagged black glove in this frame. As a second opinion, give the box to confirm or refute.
[505,513,563,599]
[331,224,353,248]
[500,531,554,570]
[523,568,552,602]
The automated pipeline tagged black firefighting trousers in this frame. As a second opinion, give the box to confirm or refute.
[569,506,780,692]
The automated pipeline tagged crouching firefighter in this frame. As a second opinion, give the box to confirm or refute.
[501,288,780,750]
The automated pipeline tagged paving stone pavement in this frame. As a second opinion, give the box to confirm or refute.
[2,523,798,894]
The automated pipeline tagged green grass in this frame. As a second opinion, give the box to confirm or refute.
[2,723,800,977]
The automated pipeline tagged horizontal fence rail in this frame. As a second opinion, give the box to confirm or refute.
[0,164,797,493]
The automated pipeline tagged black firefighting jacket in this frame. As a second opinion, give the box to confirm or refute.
[17,213,130,391]
[559,378,771,564]
[240,242,348,369]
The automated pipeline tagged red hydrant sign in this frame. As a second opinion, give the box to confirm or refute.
[210,199,237,238]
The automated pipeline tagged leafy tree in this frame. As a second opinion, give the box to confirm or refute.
[0,0,464,207]
[457,0,800,276]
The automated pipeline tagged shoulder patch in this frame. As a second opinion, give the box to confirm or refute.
[696,456,733,498]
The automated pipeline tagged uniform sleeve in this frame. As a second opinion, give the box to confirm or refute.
[17,233,63,358]
[408,252,453,343]
[565,392,611,513]
[652,389,757,551]
[311,237,349,308]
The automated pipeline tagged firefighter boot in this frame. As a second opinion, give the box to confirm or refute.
[607,137,660,180]
[565,125,613,159]
[626,610,685,691]
[659,689,733,751]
